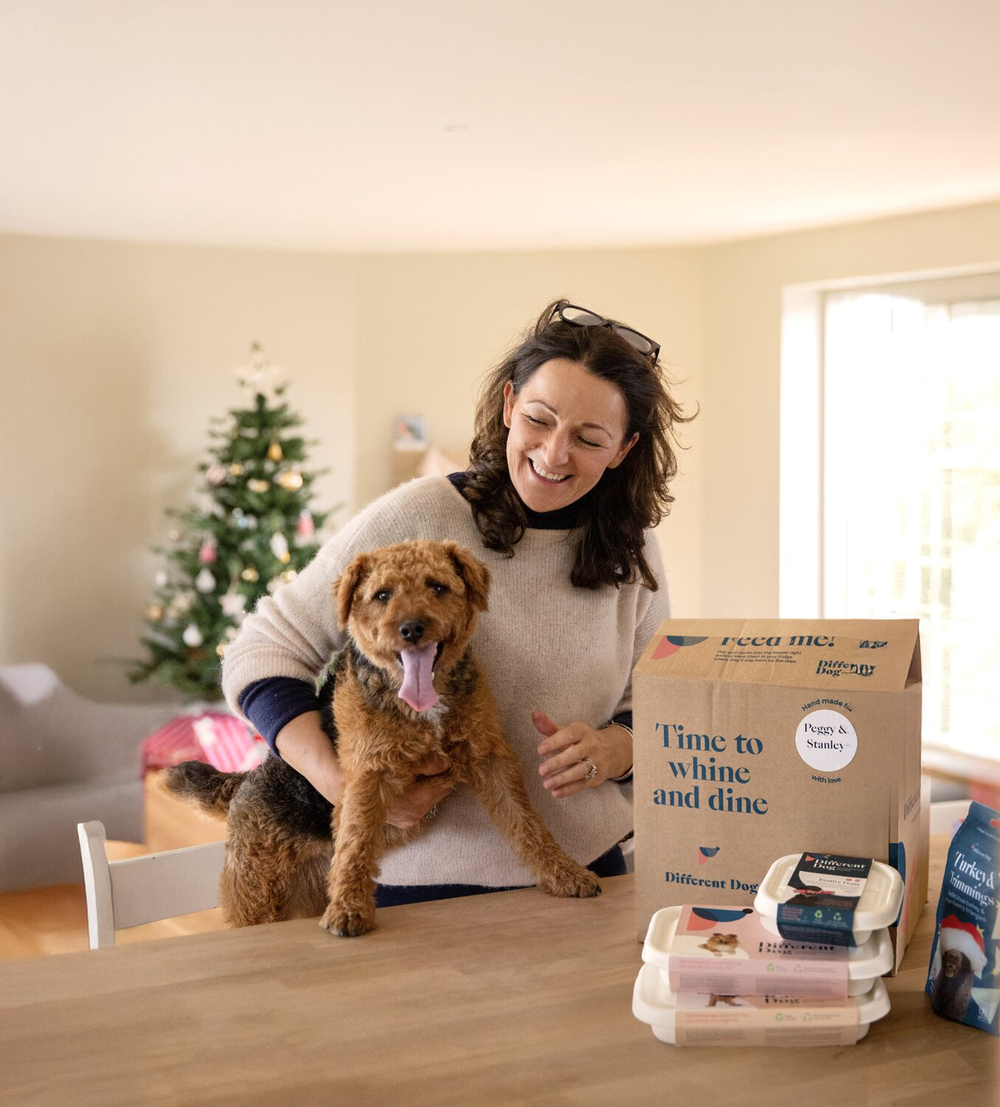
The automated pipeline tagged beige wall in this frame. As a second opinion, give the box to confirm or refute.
[353,247,706,610]
[700,200,1000,617]
[2,199,999,702]
[0,235,356,703]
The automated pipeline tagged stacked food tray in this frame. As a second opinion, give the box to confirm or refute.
[633,852,903,1046]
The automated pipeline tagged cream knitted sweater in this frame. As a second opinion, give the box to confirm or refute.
[222,476,669,887]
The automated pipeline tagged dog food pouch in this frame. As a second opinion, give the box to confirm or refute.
[925,801,999,1036]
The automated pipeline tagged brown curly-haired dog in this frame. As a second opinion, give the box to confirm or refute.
[166,540,601,936]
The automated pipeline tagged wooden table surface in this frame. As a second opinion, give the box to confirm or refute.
[1,836,996,1107]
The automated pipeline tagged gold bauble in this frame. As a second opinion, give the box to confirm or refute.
[268,441,283,462]
[247,478,271,493]
[276,469,303,491]
[241,567,260,583]
[229,462,245,477]
[146,604,164,622]
[215,642,227,658]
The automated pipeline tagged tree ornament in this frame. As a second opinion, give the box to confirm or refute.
[195,567,216,593]
[234,342,285,404]
[241,566,260,583]
[296,509,315,540]
[270,532,291,563]
[146,604,164,622]
[281,569,298,583]
[268,441,283,462]
[277,469,304,491]
[173,591,195,613]
[183,623,204,648]
[198,539,218,564]
[248,478,271,493]
[215,642,227,658]
[168,527,184,542]
[220,590,247,618]
[206,463,228,486]
[229,462,245,477]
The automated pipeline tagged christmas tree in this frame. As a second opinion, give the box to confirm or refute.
[131,345,335,700]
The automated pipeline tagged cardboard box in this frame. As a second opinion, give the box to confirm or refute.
[633,619,926,973]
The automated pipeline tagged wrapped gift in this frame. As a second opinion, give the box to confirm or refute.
[142,711,266,774]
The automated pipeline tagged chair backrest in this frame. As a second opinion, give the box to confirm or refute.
[77,820,226,949]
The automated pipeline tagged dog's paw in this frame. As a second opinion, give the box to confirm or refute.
[539,864,602,899]
[320,902,377,937]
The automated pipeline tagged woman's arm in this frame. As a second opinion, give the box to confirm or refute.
[275,711,455,828]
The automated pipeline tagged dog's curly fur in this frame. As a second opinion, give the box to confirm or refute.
[166,539,601,936]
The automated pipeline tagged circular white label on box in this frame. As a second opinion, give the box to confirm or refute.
[795,710,858,771]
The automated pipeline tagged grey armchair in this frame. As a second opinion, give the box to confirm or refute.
[0,665,180,891]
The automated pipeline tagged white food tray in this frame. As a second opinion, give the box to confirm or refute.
[643,905,893,997]
[632,963,890,1046]
[754,855,904,945]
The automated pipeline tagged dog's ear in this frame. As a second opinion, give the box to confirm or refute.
[444,543,491,613]
[333,552,371,628]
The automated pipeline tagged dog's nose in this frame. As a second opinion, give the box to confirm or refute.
[399,620,425,643]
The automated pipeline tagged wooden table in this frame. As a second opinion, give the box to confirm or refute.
[1,837,996,1107]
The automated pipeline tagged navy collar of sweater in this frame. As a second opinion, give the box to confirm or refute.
[447,471,589,530]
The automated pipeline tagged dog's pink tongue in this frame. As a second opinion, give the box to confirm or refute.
[398,642,439,712]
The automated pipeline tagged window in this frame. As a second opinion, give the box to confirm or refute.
[781,270,1000,770]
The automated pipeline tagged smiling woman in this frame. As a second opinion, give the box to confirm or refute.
[463,299,692,591]
[221,298,693,912]
[502,358,637,513]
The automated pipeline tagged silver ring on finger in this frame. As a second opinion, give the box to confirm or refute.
[581,757,598,781]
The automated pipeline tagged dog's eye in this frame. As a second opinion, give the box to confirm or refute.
[428,581,449,597]
[373,589,393,603]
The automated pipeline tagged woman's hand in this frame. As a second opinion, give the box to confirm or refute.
[533,710,633,797]
[274,712,453,827]
[386,756,454,829]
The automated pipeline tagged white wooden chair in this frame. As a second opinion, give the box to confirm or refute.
[77,820,226,949]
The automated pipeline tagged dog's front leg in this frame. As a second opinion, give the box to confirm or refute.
[320,771,390,937]
[465,746,601,899]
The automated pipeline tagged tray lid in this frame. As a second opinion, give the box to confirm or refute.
[754,854,903,933]
[643,904,893,979]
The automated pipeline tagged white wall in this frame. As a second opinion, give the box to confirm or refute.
[0,235,356,702]
[2,198,999,701]
[699,200,1000,617]
[353,247,706,612]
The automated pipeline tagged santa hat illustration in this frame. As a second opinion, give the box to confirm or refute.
[938,915,987,976]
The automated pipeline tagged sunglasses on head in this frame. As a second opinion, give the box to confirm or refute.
[551,303,660,364]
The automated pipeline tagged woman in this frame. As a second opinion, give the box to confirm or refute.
[222,299,691,904]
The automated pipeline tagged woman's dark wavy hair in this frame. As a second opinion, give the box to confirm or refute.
[462,299,694,590]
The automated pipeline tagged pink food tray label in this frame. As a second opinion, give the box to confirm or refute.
[667,905,849,998]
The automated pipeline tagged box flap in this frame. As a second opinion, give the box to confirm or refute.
[636,619,920,692]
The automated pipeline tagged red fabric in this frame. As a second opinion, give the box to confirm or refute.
[142,711,266,774]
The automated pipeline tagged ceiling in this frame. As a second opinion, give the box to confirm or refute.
[3,0,999,253]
